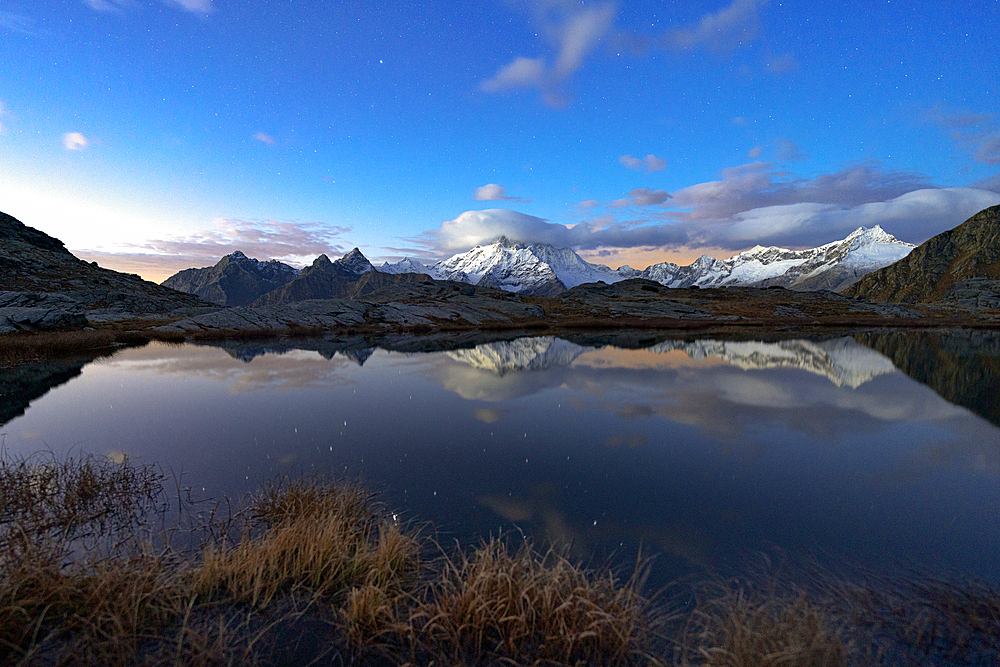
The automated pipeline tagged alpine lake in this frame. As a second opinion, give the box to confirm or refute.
[3,328,1000,591]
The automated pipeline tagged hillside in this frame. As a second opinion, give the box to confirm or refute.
[1,210,210,329]
[843,205,1000,304]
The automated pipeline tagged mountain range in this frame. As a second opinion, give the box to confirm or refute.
[441,335,896,389]
[378,225,913,296]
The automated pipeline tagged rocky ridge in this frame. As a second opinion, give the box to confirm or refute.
[161,251,300,306]
[843,205,1000,303]
[1,211,212,332]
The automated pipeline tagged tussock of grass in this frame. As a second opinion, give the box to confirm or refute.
[193,478,421,608]
[402,537,660,666]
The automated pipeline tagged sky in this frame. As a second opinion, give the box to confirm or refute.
[1,0,999,282]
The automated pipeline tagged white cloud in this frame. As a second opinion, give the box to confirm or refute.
[474,183,529,202]
[254,132,277,146]
[748,146,763,158]
[163,0,213,12]
[84,0,134,10]
[0,11,35,34]
[619,154,667,173]
[481,3,615,107]
[661,0,769,52]
[63,132,89,151]
[707,188,1000,249]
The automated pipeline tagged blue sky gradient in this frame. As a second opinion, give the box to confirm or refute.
[1,0,998,280]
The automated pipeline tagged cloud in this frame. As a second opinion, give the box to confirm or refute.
[659,0,769,52]
[748,146,763,159]
[474,183,529,202]
[412,208,691,256]
[62,132,89,151]
[0,11,36,34]
[699,188,1000,249]
[162,0,213,12]
[764,52,799,74]
[929,105,1000,168]
[667,161,932,221]
[619,154,667,173]
[610,188,672,208]
[254,132,277,146]
[76,217,348,280]
[84,0,135,10]
[413,159,1000,259]
[481,3,616,107]
[777,138,807,162]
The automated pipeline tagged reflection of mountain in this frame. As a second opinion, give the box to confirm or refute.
[444,336,588,375]
[0,355,104,426]
[212,339,377,366]
[854,330,1000,427]
[650,338,898,388]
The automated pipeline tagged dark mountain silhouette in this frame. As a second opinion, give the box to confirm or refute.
[162,251,299,306]
[251,250,433,306]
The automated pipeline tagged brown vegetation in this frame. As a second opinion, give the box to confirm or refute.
[2,451,999,665]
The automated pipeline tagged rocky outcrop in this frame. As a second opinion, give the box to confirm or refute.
[0,292,88,333]
[843,205,1000,303]
[154,280,546,335]
[1,211,213,325]
[162,251,299,306]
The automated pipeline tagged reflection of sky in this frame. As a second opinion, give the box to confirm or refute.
[4,339,1000,586]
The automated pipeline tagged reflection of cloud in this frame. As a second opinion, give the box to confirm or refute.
[474,408,503,423]
[104,343,360,394]
[479,485,712,565]
[605,432,647,447]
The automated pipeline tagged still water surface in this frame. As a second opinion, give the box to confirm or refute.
[3,333,999,587]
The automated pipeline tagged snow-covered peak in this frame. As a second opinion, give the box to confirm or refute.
[379,257,431,275]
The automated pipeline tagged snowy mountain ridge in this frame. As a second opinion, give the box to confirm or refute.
[379,226,914,295]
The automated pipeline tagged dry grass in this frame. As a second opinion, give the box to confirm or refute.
[4,451,999,665]
[192,477,421,608]
[402,537,661,666]
[674,582,853,667]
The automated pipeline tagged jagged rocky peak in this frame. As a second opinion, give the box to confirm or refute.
[333,247,375,274]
